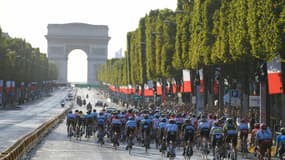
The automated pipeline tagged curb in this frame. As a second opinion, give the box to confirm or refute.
[0,102,73,160]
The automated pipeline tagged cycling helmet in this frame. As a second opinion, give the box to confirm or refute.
[162,118,167,122]
[69,111,72,114]
[261,123,267,129]
[280,128,285,134]
[226,118,233,123]
[99,112,104,116]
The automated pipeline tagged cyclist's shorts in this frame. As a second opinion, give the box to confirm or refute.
[259,139,272,155]
[112,125,121,134]
[167,131,177,143]
[126,127,135,136]
[239,129,249,140]
[200,128,210,139]
[225,134,238,146]
[184,132,194,142]
[212,134,224,147]
[67,119,74,126]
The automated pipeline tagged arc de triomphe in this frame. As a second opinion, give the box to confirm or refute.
[45,23,110,84]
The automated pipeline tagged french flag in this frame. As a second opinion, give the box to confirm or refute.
[267,56,283,94]
[199,68,204,93]
[182,69,192,93]
[156,81,162,96]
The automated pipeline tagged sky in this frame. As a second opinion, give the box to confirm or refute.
[0,0,177,82]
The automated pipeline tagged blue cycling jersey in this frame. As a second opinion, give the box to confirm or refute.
[126,120,136,128]
[97,115,105,125]
[67,113,75,119]
[111,118,121,125]
[85,114,93,119]
[141,118,152,129]
[277,135,285,147]
[256,128,272,140]
[239,123,249,130]
[166,123,178,132]
[184,124,195,133]
[159,122,166,129]
[199,121,210,129]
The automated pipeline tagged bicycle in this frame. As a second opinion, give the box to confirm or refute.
[168,140,176,160]
[256,139,272,160]
[97,127,105,147]
[183,140,193,160]
[67,123,74,141]
[127,133,134,155]
[200,137,209,160]
[212,134,225,160]
[144,131,150,153]
[227,142,236,160]
[112,131,119,150]
[240,131,248,158]
[160,137,167,158]
[75,124,83,140]
[85,124,93,139]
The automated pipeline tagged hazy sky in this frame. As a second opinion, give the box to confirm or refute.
[0,0,177,82]
[0,0,177,59]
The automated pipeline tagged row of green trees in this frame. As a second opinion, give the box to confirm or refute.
[0,27,58,84]
[98,0,285,94]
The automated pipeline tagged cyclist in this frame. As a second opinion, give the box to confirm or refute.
[85,111,93,138]
[181,118,195,156]
[223,117,238,159]
[255,123,272,159]
[251,123,260,146]
[166,118,178,157]
[141,114,152,148]
[152,114,160,148]
[275,127,285,160]
[198,114,211,148]
[210,121,224,158]
[110,115,122,146]
[159,118,167,146]
[119,111,127,141]
[125,116,137,150]
[74,110,85,137]
[66,111,75,136]
[238,118,249,152]
[96,111,106,143]
[86,102,92,112]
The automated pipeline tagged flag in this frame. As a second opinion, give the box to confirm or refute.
[172,79,177,94]
[267,56,283,94]
[156,81,162,95]
[181,69,191,93]
[199,68,204,93]
[144,83,153,96]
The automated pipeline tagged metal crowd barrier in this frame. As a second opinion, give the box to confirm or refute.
[0,102,73,160]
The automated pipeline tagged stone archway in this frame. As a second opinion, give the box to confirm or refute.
[45,23,110,84]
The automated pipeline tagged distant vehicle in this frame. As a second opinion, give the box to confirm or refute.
[65,93,74,101]
[95,100,104,107]
[106,107,117,113]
